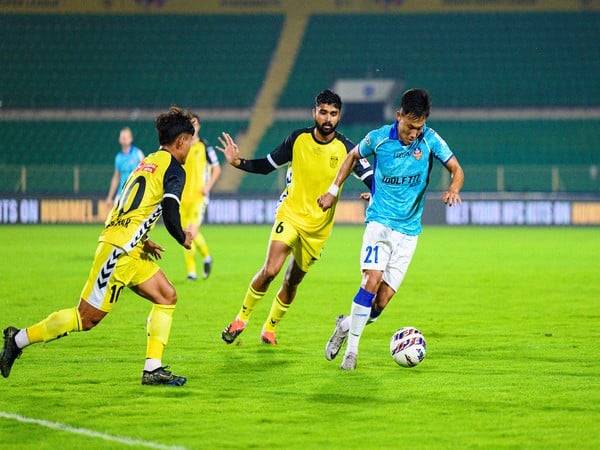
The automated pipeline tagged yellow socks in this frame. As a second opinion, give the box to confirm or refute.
[263,296,290,333]
[26,307,82,344]
[237,285,266,323]
[183,245,197,276]
[146,304,175,361]
[194,232,210,259]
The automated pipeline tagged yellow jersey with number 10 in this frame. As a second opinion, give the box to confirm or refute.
[100,149,186,253]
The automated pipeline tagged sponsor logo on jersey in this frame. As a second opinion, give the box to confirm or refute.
[106,217,132,228]
[394,150,412,159]
[330,155,339,168]
[381,173,421,187]
[135,162,158,173]
[413,148,423,160]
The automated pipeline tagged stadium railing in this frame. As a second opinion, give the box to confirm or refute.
[1,163,598,195]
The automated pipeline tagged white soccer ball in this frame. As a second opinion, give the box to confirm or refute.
[390,327,427,367]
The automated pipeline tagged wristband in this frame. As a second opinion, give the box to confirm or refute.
[328,183,340,197]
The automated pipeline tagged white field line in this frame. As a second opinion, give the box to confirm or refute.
[0,411,187,450]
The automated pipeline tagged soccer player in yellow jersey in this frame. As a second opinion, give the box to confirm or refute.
[180,114,221,280]
[1,107,194,386]
[218,90,373,345]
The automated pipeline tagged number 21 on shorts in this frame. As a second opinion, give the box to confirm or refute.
[364,245,379,264]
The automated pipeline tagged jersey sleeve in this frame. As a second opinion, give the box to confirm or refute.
[137,148,145,161]
[358,129,379,158]
[163,156,186,203]
[114,154,120,171]
[339,134,373,181]
[266,131,297,169]
[429,130,454,165]
[205,144,220,167]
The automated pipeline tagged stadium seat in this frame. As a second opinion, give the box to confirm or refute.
[0,15,283,108]
[281,13,600,108]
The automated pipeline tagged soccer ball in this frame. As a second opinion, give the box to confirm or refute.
[390,327,427,367]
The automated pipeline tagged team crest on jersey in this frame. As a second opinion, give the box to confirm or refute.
[330,155,339,168]
[135,162,158,173]
[413,148,423,160]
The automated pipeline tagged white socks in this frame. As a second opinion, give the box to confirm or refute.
[144,358,162,372]
[345,288,375,355]
[15,329,30,349]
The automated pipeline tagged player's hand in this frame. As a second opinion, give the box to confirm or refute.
[185,223,199,240]
[183,231,193,250]
[216,132,241,167]
[442,189,462,207]
[317,193,337,212]
[143,240,164,260]
[359,192,371,202]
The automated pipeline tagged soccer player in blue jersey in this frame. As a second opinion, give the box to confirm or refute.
[105,127,145,205]
[318,89,464,370]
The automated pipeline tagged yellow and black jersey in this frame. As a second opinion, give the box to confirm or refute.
[181,138,219,207]
[238,127,372,236]
[100,149,185,252]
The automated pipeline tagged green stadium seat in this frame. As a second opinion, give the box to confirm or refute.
[0,15,283,108]
[239,120,600,193]
[281,13,600,108]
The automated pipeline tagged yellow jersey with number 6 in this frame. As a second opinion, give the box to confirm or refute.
[100,149,186,253]
[265,127,372,237]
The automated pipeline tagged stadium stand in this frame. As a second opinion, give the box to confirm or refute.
[239,120,600,193]
[280,13,600,108]
[0,15,283,108]
[0,120,246,194]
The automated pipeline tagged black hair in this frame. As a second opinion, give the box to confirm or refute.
[400,89,431,119]
[155,106,194,145]
[314,89,342,110]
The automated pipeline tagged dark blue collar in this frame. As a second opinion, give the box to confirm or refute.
[388,121,399,140]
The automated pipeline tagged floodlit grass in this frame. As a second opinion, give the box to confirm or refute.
[0,225,599,449]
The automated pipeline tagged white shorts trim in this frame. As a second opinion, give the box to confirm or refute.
[359,221,418,291]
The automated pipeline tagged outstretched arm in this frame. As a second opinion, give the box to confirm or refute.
[317,147,362,211]
[441,156,464,207]
[216,132,278,175]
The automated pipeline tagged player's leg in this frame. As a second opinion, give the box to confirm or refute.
[1,243,121,378]
[261,257,307,345]
[339,222,392,370]
[367,233,419,323]
[194,199,212,279]
[222,220,295,344]
[182,206,199,280]
[130,270,186,386]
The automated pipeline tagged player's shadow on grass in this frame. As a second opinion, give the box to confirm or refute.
[216,343,296,374]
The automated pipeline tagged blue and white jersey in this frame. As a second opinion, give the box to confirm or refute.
[358,122,454,235]
[115,146,144,196]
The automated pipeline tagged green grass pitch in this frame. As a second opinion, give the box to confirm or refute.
[0,225,599,449]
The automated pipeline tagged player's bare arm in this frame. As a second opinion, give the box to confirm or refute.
[441,156,464,207]
[317,146,361,211]
[203,163,222,195]
[105,169,120,204]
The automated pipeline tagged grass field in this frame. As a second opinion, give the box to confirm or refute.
[0,224,599,449]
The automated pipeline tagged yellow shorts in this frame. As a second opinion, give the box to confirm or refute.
[181,198,207,228]
[80,242,160,312]
[269,218,327,272]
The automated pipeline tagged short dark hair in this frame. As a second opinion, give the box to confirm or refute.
[155,106,194,145]
[315,89,342,110]
[400,89,431,119]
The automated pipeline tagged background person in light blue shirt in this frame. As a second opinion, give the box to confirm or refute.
[105,127,144,205]
[318,88,465,370]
